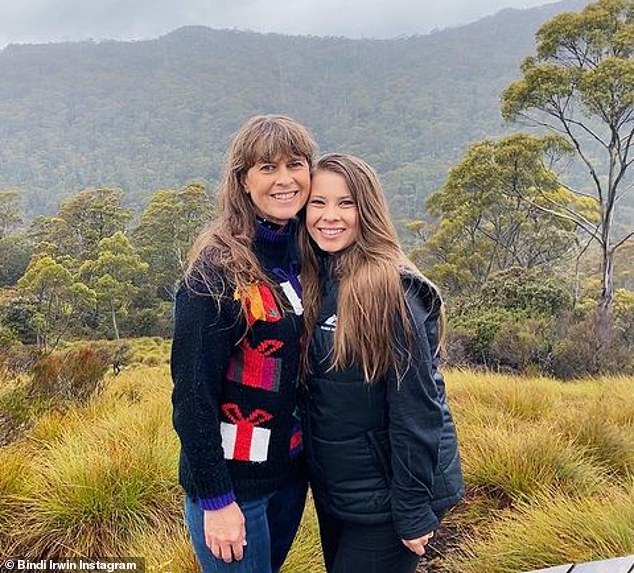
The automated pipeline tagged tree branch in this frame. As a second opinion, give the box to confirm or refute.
[562,116,609,148]
[613,231,634,252]
[558,180,599,200]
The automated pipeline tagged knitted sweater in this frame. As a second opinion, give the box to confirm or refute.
[171,220,304,509]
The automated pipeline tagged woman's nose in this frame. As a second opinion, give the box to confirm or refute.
[275,166,293,186]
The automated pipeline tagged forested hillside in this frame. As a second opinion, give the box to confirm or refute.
[0,0,588,218]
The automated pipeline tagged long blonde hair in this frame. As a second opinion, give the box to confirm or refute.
[185,115,317,305]
[300,153,444,382]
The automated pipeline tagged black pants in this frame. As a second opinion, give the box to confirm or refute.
[315,505,420,573]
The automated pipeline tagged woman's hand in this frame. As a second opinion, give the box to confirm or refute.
[203,503,247,562]
[401,531,434,556]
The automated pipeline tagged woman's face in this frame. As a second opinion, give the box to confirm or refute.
[306,169,358,253]
[243,154,310,224]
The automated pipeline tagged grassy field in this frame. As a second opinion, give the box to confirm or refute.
[1,349,633,572]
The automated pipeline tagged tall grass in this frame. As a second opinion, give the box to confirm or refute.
[444,370,634,571]
[444,485,634,573]
[5,368,181,558]
[1,365,633,572]
[281,494,325,573]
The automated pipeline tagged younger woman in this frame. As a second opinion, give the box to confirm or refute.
[171,115,316,573]
[300,153,464,573]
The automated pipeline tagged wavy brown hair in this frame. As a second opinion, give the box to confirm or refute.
[300,153,444,382]
[184,115,317,307]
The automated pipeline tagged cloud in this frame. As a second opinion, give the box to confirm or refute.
[0,0,552,47]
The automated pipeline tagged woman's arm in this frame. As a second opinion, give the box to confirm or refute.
[387,282,444,541]
[171,281,237,505]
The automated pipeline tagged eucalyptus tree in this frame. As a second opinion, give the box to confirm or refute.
[502,0,634,311]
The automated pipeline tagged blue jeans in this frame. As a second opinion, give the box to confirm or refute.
[184,479,308,573]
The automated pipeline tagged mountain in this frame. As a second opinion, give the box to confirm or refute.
[0,0,590,218]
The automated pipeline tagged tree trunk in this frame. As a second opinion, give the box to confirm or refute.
[598,243,615,331]
[111,303,120,340]
[600,245,614,310]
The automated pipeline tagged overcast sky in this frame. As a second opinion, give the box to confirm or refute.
[0,0,555,48]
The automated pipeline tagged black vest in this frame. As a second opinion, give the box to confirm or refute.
[301,266,464,525]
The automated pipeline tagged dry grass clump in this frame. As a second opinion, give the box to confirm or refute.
[459,422,608,500]
[444,484,634,573]
[126,337,171,366]
[2,365,633,573]
[442,369,634,572]
[281,494,325,573]
[0,446,31,553]
[124,523,200,573]
[5,368,181,558]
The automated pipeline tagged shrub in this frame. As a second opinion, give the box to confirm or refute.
[489,318,551,373]
[480,267,573,316]
[30,345,112,403]
[450,308,522,365]
[0,295,39,344]
[551,312,633,379]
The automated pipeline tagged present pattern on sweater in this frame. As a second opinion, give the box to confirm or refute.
[227,339,284,392]
[234,283,281,326]
[220,403,273,463]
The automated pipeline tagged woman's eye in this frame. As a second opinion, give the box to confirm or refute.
[260,164,275,172]
[308,199,325,206]
[289,160,306,168]
[340,200,355,207]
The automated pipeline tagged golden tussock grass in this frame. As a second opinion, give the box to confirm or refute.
[5,368,181,558]
[444,484,634,573]
[1,365,633,572]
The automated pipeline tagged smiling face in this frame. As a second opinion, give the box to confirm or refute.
[306,169,359,253]
[243,154,311,224]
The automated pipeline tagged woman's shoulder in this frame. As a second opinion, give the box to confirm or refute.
[399,267,442,316]
[177,259,234,301]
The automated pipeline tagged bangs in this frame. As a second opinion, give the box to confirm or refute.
[240,118,316,169]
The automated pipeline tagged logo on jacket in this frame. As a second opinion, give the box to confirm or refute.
[320,314,337,332]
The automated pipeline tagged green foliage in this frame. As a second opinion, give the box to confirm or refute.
[447,266,573,371]
[0,234,34,287]
[502,0,634,310]
[80,232,149,340]
[58,188,132,259]
[420,134,584,296]
[451,308,521,361]
[0,295,40,344]
[134,183,213,299]
[30,188,132,261]
[0,191,23,240]
[17,255,96,349]
[479,266,573,315]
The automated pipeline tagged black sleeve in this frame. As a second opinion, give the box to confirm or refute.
[387,284,444,540]
[170,280,238,501]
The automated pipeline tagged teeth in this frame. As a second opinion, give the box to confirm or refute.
[272,191,297,200]
[320,229,344,236]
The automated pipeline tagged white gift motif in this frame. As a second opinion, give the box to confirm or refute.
[220,403,272,463]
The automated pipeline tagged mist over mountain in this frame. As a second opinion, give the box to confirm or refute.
[0,0,590,218]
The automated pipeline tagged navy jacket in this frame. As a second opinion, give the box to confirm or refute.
[302,264,464,539]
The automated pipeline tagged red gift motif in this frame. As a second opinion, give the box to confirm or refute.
[220,403,273,462]
[227,339,284,392]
